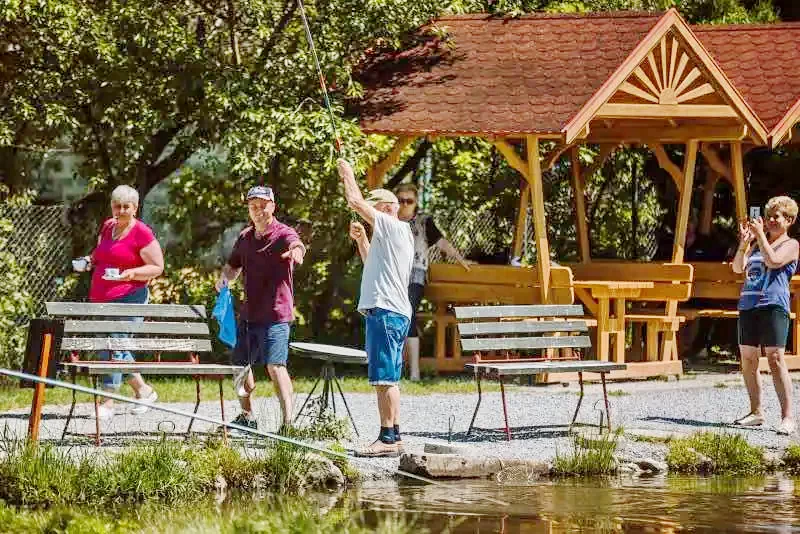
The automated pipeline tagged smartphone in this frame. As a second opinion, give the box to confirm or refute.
[749,206,761,220]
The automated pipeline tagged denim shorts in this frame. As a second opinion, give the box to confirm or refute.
[738,305,790,348]
[232,321,291,367]
[365,308,410,386]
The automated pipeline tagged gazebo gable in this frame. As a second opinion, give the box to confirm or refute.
[770,99,800,147]
[563,9,768,145]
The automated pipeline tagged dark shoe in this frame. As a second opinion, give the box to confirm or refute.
[219,413,257,434]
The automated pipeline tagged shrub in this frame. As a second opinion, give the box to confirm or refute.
[666,432,765,475]
[552,429,621,476]
[0,216,35,371]
[782,444,800,474]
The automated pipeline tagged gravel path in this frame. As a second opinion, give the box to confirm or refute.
[2,372,799,476]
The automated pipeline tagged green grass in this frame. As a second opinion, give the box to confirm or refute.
[606,389,629,397]
[782,444,800,474]
[714,382,729,388]
[0,436,352,507]
[666,432,765,475]
[0,375,500,411]
[552,429,621,476]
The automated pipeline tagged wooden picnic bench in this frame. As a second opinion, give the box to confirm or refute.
[455,304,626,440]
[25,302,243,445]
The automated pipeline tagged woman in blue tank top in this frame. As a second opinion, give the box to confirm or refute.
[733,196,799,435]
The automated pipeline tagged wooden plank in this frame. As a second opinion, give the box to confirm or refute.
[466,360,625,375]
[428,263,540,285]
[570,147,591,263]
[366,136,416,189]
[457,320,588,336]
[527,135,550,302]
[60,337,212,352]
[651,142,683,193]
[690,262,742,282]
[47,302,207,319]
[461,335,592,352]
[494,140,530,180]
[596,103,739,119]
[64,320,209,335]
[61,362,242,375]
[454,305,585,319]
[512,184,531,259]
[426,284,540,305]
[586,125,746,143]
[567,262,693,282]
[672,140,699,263]
[730,141,747,221]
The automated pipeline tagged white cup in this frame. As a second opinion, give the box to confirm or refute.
[105,268,120,279]
[72,258,88,272]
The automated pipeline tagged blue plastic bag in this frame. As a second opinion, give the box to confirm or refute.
[212,286,237,349]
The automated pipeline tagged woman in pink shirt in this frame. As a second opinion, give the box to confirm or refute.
[79,185,164,420]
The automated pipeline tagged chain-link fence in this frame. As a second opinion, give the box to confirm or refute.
[0,205,72,316]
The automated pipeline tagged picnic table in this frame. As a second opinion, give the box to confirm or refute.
[573,280,655,363]
[290,342,367,436]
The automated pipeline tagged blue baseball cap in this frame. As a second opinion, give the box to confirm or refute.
[246,186,275,202]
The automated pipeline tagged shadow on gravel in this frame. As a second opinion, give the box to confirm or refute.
[406,425,573,443]
[0,412,69,421]
[642,416,731,430]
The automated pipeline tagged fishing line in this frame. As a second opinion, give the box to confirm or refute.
[1,368,509,507]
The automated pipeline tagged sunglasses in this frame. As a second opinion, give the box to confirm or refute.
[398,198,416,205]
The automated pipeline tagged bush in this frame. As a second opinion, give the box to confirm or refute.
[0,216,35,371]
[782,444,800,474]
[666,432,765,475]
[552,429,621,476]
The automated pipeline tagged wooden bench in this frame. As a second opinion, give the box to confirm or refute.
[568,262,693,365]
[455,304,626,440]
[28,302,243,445]
[425,264,575,372]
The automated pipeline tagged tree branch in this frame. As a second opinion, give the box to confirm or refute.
[82,105,115,182]
[260,0,299,61]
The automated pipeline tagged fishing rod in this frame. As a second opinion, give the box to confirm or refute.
[0,367,509,507]
[297,0,343,156]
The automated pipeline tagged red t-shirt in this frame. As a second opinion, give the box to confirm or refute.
[228,219,300,324]
[89,218,156,302]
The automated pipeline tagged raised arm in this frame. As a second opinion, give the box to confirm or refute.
[337,159,375,227]
[751,217,800,269]
[732,221,752,274]
[436,238,473,270]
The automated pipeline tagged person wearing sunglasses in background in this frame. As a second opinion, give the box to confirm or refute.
[733,196,799,435]
[394,183,474,381]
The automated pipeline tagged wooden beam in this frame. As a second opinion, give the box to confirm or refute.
[493,140,530,180]
[512,183,530,260]
[672,139,699,264]
[699,170,721,235]
[650,142,683,193]
[730,140,747,222]
[544,143,574,171]
[366,136,416,189]
[526,135,550,303]
[699,142,732,182]
[570,148,591,263]
[585,125,747,144]
[597,103,739,119]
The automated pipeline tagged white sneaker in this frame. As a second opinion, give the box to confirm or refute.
[131,387,158,415]
[233,365,251,398]
[96,404,115,421]
[776,419,796,435]
[734,413,765,426]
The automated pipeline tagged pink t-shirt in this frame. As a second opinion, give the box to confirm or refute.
[89,218,156,302]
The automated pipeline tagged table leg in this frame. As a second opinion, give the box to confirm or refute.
[467,370,483,437]
[61,369,78,441]
[293,374,322,424]
[601,373,612,432]
[186,379,201,437]
[570,372,584,429]
[500,378,511,441]
[219,379,227,445]
[92,376,101,447]
[614,298,626,364]
[333,375,359,437]
[596,298,610,362]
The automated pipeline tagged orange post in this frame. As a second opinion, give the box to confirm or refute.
[27,332,53,441]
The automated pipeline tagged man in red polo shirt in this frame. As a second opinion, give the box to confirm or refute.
[216,185,306,431]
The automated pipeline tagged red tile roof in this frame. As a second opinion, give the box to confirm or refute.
[695,23,800,132]
[356,12,662,135]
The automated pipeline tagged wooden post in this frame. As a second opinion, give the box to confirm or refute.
[27,332,53,442]
[366,136,416,189]
[700,170,720,235]
[569,147,591,263]
[672,140,699,264]
[730,141,747,222]
[526,135,550,302]
[512,183,530,260]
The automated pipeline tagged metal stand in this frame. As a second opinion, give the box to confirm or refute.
[294,361,359,437]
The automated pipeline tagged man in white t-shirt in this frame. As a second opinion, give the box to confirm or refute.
[338,158,413,457]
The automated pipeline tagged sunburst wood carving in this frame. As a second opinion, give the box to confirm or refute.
[618,35,713,106]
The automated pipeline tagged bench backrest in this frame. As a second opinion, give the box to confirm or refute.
[454,304,591,355]
[689,262,800,301]
[46,302,212,354]
[567,262,694,301]
[427,264,575,305]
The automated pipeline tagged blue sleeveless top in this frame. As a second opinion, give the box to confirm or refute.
[738,241,797,313]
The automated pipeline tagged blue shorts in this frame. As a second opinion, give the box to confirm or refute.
[232,321,290,367]
[365,308,410,386]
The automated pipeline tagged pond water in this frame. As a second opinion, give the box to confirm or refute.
[356,475,800,533]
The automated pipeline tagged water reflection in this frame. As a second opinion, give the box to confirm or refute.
[357,475,800,533]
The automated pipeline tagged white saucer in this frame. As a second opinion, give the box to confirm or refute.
[102,275,122,281]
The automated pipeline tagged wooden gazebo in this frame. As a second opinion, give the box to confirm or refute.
[356,9,800,378]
